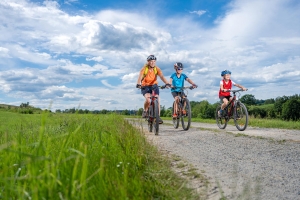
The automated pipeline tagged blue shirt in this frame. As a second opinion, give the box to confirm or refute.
[170,73,188,92]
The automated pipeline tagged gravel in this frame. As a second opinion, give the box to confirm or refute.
[129,119,300,200]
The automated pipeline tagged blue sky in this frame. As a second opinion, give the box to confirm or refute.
[0,0,300,111]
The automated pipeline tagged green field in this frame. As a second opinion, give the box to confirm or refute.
[0,111,199,199]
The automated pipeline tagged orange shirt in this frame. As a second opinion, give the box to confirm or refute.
[141,66,162,86]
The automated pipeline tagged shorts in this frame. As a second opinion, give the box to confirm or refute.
[172,92,186,98]
[219,96,231,102]
[141,84,159,96]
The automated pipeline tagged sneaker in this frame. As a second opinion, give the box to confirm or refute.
[172,114,178,118]
[142,111,148,118]
[158,117,163,124]
[218,110,223,117]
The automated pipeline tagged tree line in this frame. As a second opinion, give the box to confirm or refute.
[56,93,300,121]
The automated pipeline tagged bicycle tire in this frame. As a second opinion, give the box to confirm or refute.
[234,102,248,131]
[172,101,179,129]
[153,99,159,135]
[147,105,153,132]
[181,98,191,130]
[216,104,227,129]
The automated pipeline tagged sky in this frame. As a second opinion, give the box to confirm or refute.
[0,0,300,111]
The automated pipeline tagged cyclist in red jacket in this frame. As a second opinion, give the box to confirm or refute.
[219,70,247,117]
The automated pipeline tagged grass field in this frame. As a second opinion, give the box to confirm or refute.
[0,111,199,199]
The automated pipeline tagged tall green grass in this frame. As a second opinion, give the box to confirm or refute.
[0,111,197,199]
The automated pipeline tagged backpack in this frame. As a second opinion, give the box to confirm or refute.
[141,65,157,81]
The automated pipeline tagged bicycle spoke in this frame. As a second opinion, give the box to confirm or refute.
[181,98,191,130]
[234,102,248,131]
[172,101,179,129]
[216,104,227,129]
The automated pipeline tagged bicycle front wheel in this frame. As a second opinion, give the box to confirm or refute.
[181,98,191,131]
[216,104,227,129]
[234,102,248,131]
[153,99,160,135]
[172,101,179,129]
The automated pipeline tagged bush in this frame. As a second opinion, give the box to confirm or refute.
[281,99,300,121]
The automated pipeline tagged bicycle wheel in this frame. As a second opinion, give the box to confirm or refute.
[216,104,227,129]
[181,98,191,131]
[147,105,153,132]
[234,102,248,131]
[153,99,159,135]
[172,101,179,129]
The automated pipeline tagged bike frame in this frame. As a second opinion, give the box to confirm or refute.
[147,88,158,121]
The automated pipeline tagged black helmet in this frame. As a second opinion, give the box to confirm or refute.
[174,62,183,69]
[147,55,156,61]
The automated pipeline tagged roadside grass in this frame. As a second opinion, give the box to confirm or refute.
[0,111,199,199]
[127,115,300,129]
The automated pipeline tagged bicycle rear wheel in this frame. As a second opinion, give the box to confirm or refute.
[153,99,159,135]
[172,101,179,129]
[147,105,153,132]
[216,104,227,129]
[234,102,248,131]
[181,98,191,131]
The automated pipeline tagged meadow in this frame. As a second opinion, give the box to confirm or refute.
[0,111,198,199]
[188,117,300,129]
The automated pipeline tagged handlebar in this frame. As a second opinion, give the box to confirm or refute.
[170,86,196,90]
[138,85,166,89]
[226,89,248,93]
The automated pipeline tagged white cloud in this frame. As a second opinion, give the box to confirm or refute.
[0,0,299,110]
[189,10,206,16]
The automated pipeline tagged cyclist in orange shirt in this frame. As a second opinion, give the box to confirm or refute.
[136,55,170,124]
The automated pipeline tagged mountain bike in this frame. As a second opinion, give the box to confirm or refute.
[216,89,249,131]
[139,85,165,135]
[171,86,194,131]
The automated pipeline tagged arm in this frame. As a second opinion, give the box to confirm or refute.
[234,83,247,91]
[158,72,170,85]
[136,69,144,87]
[186,78,197,88]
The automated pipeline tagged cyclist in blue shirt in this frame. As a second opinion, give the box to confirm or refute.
[170,62,197,118]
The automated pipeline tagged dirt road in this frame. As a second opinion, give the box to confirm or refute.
[128,119,300,200]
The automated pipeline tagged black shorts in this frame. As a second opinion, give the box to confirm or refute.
[141,84,159,96]
[172,92,186,98]
[220,96,231,102]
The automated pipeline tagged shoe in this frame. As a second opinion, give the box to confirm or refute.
[158,117,163,124]
[218,110,223,117]
[142,111,148,118]
[172,114,178,118]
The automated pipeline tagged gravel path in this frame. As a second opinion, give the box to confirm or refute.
[128,119,300,200]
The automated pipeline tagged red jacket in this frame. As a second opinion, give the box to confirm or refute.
[219,79,232,97]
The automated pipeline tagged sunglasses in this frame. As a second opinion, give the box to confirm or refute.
[177,68,183,71]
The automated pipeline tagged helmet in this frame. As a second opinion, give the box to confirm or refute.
[147,55,156,61]
[221,70,231,76]
[174,62,183,69]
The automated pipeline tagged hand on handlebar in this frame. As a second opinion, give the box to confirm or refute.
[136,84,141,89]
[192,84,198,89]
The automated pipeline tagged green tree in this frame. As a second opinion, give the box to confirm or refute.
[274,96,289,116]
[55,109,61,113]
[160,105,166,117]
[281,99,300,121]
[240,94,256,106]
[137,108,143,116]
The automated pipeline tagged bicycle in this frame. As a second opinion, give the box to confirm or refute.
[139,85,166,135]
[171,86,194,131]
[215,89,249,131]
